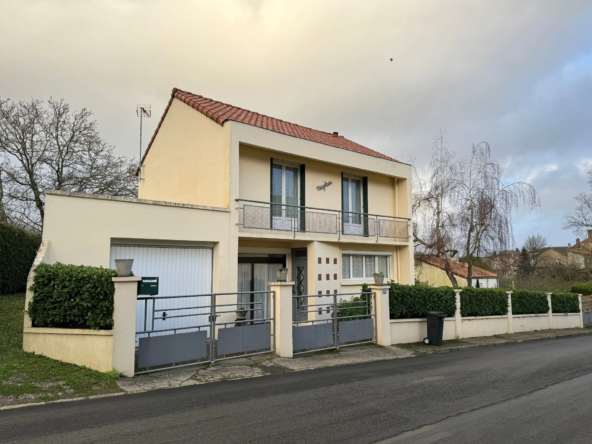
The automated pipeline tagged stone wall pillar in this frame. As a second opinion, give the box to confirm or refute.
[507,291,514,334]
[454,289,463,339]
[546,293,553,330]
[578,294,583,328]
[370,285,392,346]
[112,277,141,377]
[269,282,295,358]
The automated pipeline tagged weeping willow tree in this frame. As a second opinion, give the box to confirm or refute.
[456,142,539,287]
[413,135,540,287]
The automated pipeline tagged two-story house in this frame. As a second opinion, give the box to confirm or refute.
[38,88,413,329]
[137,88,413,299]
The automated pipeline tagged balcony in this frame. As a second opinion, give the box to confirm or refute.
[236,199,410,242]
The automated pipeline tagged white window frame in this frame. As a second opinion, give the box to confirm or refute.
[342,173,365,234]
[271,160,300,230]
[342,253,391,280]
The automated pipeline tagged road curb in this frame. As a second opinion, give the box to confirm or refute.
[401,331,592,355]
[0,391,127,412]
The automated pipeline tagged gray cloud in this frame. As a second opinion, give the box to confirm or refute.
[1,0,591,246]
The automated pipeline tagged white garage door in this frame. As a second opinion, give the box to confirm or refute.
[109,245,213,342]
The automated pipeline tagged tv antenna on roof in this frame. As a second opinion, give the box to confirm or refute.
[136,104,151,162]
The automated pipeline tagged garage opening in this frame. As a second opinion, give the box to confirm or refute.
[109,245,213,343]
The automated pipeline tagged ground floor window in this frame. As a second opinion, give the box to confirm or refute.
[342,254,390,280]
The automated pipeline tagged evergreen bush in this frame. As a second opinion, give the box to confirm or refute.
[28,263,117,330]
[551,293,580,314]
[511,290,549,315]
[460,288,508,317]
[389,283,456,319]
[0,223,41,294]
[570,282,592,295]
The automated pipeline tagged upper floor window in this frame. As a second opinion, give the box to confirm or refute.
[342,173,368,235]
[271,160,300,229]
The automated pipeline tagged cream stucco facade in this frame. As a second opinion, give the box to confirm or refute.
[31,93,415,371]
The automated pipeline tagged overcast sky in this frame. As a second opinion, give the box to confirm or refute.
[2,0,591,247]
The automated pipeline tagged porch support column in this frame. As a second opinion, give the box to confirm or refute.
[270,281,295,358]
[112,276,141,377]
[370,285,392,346]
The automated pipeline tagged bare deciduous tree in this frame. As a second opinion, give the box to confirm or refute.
[413,135,540,287]
[456,142,540,286]
[0,98,137,230]
[413,133,460,286]
[563,169,592,236]
[523,233,548,268]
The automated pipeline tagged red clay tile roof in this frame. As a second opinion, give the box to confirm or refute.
[415,255,498,279]
[140,88,401,166]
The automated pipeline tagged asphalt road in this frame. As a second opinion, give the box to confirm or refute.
[3,336,592,443]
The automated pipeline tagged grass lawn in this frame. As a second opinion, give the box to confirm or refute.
[0,293,121,407]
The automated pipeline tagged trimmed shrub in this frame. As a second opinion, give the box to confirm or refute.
[460,288,508,317]
[570,282,592,295]
[0,223,41,294]
[339,283,372,320]
[551,293,580,314]
[28,263,117,330]
[511,290,549,315]
[389,283,456,319]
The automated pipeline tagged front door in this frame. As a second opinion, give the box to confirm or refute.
[271,161,299,231]
[292,248,308,321]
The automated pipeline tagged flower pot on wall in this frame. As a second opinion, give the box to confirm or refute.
[114,259,134,277]
[373,272,384,285]
[276,267,289,282]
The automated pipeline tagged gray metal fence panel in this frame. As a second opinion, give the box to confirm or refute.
[217,323,271,355]
[138,330,207,368]
[339,319,374,344]
[584,312,592,325]
[293,323,333,350]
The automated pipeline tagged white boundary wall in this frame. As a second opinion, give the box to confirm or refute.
[390,290,583,344]
[391,313,582,344]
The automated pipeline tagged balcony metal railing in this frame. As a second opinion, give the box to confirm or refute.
[236,199,410,241]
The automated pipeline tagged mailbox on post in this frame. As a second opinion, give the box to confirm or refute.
[138,277,159,296]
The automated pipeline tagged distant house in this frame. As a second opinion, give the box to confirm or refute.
[483,250,520,277]
[539,247,568,266]
[415,255,498,288]
[539,230,592,270]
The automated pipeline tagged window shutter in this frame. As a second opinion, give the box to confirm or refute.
[299,164,306,232]
[362,176,369,236]
[341,172,345,233]
[270,158,274,228]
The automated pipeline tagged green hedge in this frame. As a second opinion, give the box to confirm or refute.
[389,283,456,319]
[551,293,580,314]
[460,288,508,317]
[511,290,549,315]
[0,223,41,294]
[28,263,117,330]
[570,282,592,295]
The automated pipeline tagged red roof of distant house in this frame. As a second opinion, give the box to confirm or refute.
[415,255,497,279]
[141,88,401,165]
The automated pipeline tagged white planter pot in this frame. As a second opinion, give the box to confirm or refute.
[114,259,134,277]
[276,268,289,282]
[373,272,384,285]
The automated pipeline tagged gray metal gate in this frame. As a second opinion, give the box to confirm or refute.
[292,291,376,355]
[135,291,275,374]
